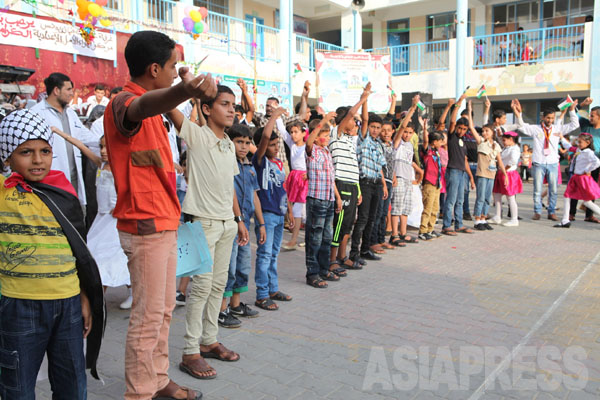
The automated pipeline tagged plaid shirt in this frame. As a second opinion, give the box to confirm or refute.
[255,112,305,167]
[307,145,336,201]
[357,133,386,180]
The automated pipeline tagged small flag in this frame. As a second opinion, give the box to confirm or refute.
[387,84,395,96]
[476,85,487,99]
[416,100,426,111]
[558,95,573,111]
[294,63,302,74]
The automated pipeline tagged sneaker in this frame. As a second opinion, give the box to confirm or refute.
[502,220,519,227]
[474,223,487,231]
[430,231,442,238]
[175,291,186,306]
[230,302,259,318]
[119,294,133,310]
[218,308,242,328]
[488,217,502,225]
[418,233,433,241]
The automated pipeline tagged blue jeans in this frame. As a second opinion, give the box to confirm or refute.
[254,211,284,300]
[463,163,477,215]
[443,168,467,230]
[533,162,558,214]
[0,295,86,400]
[371,181,393,245]
[305,197,335,278]
[473,176,494,217]
[225,218,252,297]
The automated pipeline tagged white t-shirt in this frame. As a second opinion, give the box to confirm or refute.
[277,118,306,171]
[394,140,414,180]
[500,144,521,171]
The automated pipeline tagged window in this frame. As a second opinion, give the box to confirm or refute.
[193,0,229,15]
[541,0,595,26]
[105,0,120,10]
[493,1,539,32]
[146,0,174,23]
[427,11,471,41]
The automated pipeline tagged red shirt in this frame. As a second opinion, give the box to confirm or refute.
[103,81,180,235]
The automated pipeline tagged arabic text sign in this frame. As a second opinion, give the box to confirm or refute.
[0,15,116,61]
[316,52,392,114]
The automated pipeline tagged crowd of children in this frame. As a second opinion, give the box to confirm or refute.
[2,29,600,400]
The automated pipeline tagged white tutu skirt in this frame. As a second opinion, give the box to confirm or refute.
[88,213,130,287]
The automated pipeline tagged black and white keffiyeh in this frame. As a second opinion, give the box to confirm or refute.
[0,109,53,161]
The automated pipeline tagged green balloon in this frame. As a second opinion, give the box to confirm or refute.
[194,21,204,34]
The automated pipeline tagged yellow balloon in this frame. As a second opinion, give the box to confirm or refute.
[189,10,202,22]
[88,3,102,17]
[100,18,112,27]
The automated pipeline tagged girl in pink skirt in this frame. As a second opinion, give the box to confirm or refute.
[555,133,600,228]
[490,131,522,227]
[278,120,308,250]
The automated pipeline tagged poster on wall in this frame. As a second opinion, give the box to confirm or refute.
[315,52,392,114]
[217,75,291,113]
[0,14,117,61]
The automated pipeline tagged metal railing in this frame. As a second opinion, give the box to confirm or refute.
[473,23,585,68]
[295,36,344,71]
[203,11,280,63]
[366,40,450,76]
[146,0,175,24]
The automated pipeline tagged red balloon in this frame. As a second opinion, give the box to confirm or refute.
[96,0,108,6]
[198,7,208,19]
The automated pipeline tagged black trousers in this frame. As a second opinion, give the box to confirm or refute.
[569,167,600,218]
[350,180,382,259]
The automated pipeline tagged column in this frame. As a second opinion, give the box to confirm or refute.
[590,5,600,103]
[279,0,293,111]
[455,0,468,98]
[474,4,486,36]
[341,9,362,50]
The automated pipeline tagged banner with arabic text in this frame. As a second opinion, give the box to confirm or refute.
[0,14,116,61]
[316,52,392,114]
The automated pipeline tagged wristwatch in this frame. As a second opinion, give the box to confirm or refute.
[234,215,243,223]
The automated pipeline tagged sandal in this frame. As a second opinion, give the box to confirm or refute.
[320,271,340,281]
[585,216,600,223]
[370,245,385,254]
[329,261,347,277]
[400,235,418,244]
[306,276,328,288]
[442,229,457,236]
[269,291,292,301]
[200,343,240,362]
[179,355,217,380]
[456,227,474,234]
[338,257,362,270]
[388,235,407,247]
[154,379,202,400]
[381,242,395,250]
[255,298,279,310]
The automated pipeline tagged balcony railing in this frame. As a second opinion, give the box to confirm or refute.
[204,11,280,63]
[146,0,175,24]
[296,36,344,71]
[473,23,585,69]
[366,40,450,76]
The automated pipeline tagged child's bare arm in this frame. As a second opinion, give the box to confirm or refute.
[51,127,102,167]
[257,107,286,161]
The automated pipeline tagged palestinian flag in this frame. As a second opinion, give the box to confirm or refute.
[294,63,302,74]
[476,85,487,99]
[416,100,426,111]
[558,95,573,111]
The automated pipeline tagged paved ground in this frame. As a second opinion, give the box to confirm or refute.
[35,183,600,399]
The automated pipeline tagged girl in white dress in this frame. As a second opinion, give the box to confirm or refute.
[51,128,131,308]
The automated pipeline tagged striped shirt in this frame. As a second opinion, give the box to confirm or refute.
[328,128,360,183]
[357,133,386,180]
[307,145,336,201]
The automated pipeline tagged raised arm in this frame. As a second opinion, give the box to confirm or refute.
[166,108,186,132]
[448,92,467,134]
[466,100,482,144]
[393,95,418,148]
[126,68,217,122]
[557,100,580,134]
[360,97,369,138]
[276,118,292,147]
[297,81,310,119]
[511,99,534,137]
[482,97,491,125]
[256,107,287,161]
[51,126,102,167]
[237,79,255,123]
[189,99,206,127]
[306,112,336,156]
[386,92,397,120]
[436,98,454,131]
[338,82,371,136]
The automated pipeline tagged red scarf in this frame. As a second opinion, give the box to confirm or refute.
[4,170,78,197]
[541,123,552,149]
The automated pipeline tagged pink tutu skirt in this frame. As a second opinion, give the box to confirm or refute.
[493,169,523,196]
[564,174,600,201]
[284,169,308,203]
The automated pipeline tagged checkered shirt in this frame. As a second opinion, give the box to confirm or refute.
[357,133,386,180]
[307,145,336,201]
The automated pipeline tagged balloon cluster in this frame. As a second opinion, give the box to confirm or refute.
[79,18,95,45]
[182,6,209,38]
[76,0,112,31]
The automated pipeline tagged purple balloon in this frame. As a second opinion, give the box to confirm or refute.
[91,17,98,26]
[183,17,194,32]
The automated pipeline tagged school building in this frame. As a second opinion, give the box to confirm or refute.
[1,0,598,123]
